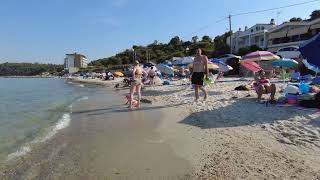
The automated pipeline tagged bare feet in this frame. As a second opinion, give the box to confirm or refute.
[204,93,208,101]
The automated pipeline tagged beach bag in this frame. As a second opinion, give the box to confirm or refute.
[163,81,170,85]
[299,82,311,94]
[284,85,300,95]
[203,78,213,86]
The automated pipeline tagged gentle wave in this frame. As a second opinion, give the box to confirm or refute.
[7,113,71,161]
[77,96,89,101]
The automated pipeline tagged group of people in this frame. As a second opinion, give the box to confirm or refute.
[128,48,278,109]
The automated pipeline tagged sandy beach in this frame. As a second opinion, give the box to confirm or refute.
[144,78,320,179]
[1,78,320,179]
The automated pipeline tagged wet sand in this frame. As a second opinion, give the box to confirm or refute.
[0,88,193,180]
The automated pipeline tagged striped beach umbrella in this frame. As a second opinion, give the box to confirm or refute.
[240,51,280,63]
[188,62,219,70]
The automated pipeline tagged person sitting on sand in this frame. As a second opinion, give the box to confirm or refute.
[190,48,209,101]
[252,70,276,103]
[129,61,146,109]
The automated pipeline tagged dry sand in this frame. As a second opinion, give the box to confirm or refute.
[143,78,320,179]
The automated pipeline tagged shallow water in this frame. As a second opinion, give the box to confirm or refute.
[0,85,193,179]
[0,78,96,164]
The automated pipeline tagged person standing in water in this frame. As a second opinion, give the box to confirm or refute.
[129,61,146,109]
[190,48,209,101]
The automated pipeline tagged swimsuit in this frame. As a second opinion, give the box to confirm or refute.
[191,58,206,86]
[191,72,205,86]
[131,67,143,86]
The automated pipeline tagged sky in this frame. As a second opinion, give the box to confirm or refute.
[0,0,319,64]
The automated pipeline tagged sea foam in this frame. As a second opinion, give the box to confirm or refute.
[7,113,71,161]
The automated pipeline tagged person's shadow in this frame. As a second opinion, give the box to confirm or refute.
[179,97,313,129]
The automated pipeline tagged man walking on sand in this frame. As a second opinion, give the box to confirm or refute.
[190,48,209,101]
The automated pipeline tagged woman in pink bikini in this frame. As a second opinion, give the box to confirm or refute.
[253,70,276,103]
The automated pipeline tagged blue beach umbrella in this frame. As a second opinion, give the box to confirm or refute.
[210,58,233,72]
[272,58,299,68]
[302,59,320,73]
[299,33,320,67]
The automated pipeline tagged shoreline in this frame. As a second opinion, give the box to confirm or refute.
[65,77,123,86]
[0,76,59,78]
[0,86,194,179]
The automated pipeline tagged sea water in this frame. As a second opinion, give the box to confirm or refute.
[0,78,96,164]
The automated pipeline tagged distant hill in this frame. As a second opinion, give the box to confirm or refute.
[0,62,64,76]
[89,32,231,67]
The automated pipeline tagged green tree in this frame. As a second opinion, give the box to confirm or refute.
[201,35,212,42]
[213,32,230,57]
[310,10,320,21]
[238,45,262,56]
[192,36,198,43]
[169,36,182,47]
[289,17,303,22]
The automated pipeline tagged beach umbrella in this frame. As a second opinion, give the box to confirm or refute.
[155,64,174,75]
[210,58,233,72]
[302,59,320,73]
[240,51,280,63]
[272,58,299,68]
[173,57,194,66]
[114,72,124,77]
[240,62,262,73]
[188,62,219,70]
[299,33,320,67]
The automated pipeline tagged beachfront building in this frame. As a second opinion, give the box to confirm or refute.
[267,18,320,52]
[227,19,276,53]
[64,53,88,73]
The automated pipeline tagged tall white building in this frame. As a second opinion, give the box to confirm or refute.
[64,53,88,73]
[227,19,276,53]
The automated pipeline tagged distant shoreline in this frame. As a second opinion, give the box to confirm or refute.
[0,76,59,78]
